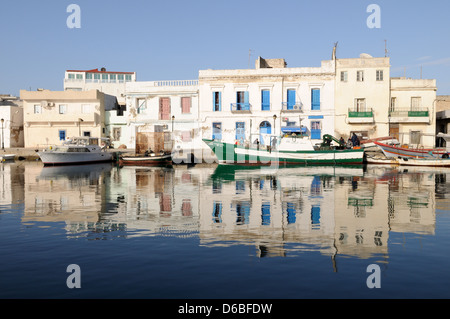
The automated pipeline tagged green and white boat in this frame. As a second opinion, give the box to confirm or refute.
[203,134,364,166]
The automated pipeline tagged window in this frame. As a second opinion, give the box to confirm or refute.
[137,98,146,114]
[118,74,124,83]
[59,104,67,114]
[261,90,270,111]
[76,74,83,80]
[110,74,116,82]
[340,71,348,82]
[411,97,422,110]
[59,130,66,141]
[125,74,132,82]
[376,70,384,81]
[357,70,364,82]
[410,131,421,145]
[213,92,221,112]
[113,127,121,141]
[34,104,42,114]
[93,73,100,82]
[68,73,75,80]
[82,104,92,113]
[181,97,191,114]
[212,122,222,140]
[355,98,366,112]
[83,131,91,137]
[390,97,396,112]
[102,74,108,83]
[311,89,320,110]
[86,73,93,82]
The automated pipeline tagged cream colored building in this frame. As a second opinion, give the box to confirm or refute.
[334,54,391,141]
[390,78,437,147]
[20,89,111,148]
[335,53,437,147]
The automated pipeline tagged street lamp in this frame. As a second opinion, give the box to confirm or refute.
[172,115,175,132]
[273,114,277,134]
[1,118,4,150]
[78,118,84,136]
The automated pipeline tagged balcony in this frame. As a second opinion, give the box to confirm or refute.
[281,102,302,112]
[389,108,430,123]
[230,103,251,113]
[347,108,374,124]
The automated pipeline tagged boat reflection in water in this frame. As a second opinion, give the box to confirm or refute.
[17,162,449,262]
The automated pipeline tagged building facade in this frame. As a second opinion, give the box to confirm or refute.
[20,89,112,148]
[334,54,391,141]
[125,80,205,161]
[63,68,136,104]
[198,57,336,152]
[0,94,24,148]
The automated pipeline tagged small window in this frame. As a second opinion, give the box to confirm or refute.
[94,73,100,81]
[59,130,66,141]
[376,70,384,81]
[76,74,83,80]
[113,128,121,141]
[34,104,42,114]
[181,97,191,114]
[118,74,124,82]
[59,104,67,114]
[213,92,221,112]
[110,74,116,82]
[68,73,75,79]
[102,74,108,83]
[390,97,396,112]
[411,97,422,110]
[357,71,364,82]
[86,73,93,81]
[125,74,132,82]
[340,71,348,82]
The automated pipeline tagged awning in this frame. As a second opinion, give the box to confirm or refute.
[281,126,307,133]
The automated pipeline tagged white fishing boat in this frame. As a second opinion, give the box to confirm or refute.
[397,157,450,167]
[1,154,15,162]
[37,137,113,166]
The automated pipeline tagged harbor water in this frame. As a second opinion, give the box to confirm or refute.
[0,161,450,299]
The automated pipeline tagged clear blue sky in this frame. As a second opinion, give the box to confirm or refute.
[1,0,450,96]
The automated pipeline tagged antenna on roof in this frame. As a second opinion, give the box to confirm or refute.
[384,40,389,57]
[332,42,338,60]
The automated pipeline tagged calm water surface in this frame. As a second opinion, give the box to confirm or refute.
[0,161,449,299]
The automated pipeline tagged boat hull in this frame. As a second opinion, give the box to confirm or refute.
[119,154,172,166]
[374,141,446,159]
[38,151,113,165]
[397,157,450,167]
[203,139,364,166]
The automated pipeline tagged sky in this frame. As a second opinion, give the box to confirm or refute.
[1,0,450,96]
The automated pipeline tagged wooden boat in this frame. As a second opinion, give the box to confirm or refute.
[203,134,364,166]
[119,151,172,166]
[374,141,447,159]
[397,157,450,167]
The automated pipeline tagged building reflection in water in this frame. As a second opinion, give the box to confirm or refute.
[5,161,448,261]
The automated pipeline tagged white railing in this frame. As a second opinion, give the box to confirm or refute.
[155,80,198,87]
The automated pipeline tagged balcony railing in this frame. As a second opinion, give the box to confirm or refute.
[281,102,302,112]
[389,108,429,117]
[348,108,373,118]
[230,103,251,112]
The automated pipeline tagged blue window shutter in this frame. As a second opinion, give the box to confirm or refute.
[244,91,249,110]
[312,89,320,110]
[262,90,270,110]
[287,89,296,109]
[219,92,222,111]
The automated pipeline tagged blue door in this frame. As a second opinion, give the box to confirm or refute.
[212,122,222,140]
[259,121,271,145]
[311,121,321,139]
[59,130,66,141]
[287,89,296,110]
[213,92,221,111]
[261,90,270,111]
[311,89,320,110]
[235,122,245,143]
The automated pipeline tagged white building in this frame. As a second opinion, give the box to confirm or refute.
[125,80,206,161]
[198,57,336,152]
[63,68,136,104]
[0,95,24,148]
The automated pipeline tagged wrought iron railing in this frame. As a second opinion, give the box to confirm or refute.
[348,108,373,117]
[389,108,429,117]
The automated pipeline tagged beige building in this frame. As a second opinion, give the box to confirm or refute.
[390,78,437,147]
[20,89,113,148]
[334,54,391,141]
[334,53,437,147]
